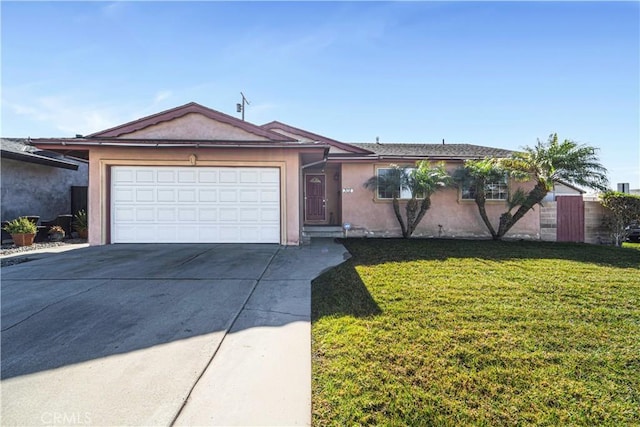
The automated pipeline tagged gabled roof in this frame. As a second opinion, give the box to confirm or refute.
[21,101,518,162]
[88,102,296,142]
[1,138,81,170]
[346,143,513,159]
[554,180,586,194]
[261,121,372,154]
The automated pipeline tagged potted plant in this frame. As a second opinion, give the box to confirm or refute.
[48,225,66,242]
[73,210,88,239]
[3,217,38,247]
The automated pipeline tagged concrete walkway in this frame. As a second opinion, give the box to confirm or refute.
[174,240,349,426]
[1,239,349,426]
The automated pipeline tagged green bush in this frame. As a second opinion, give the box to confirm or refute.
[73,210,88,232]
[3,217,38,234]
[600,191,640,246]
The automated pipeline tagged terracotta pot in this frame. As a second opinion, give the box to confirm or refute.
[11,233,36,247]
[78,230,88,239]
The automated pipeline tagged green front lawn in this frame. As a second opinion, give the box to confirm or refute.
[312,239,640,426]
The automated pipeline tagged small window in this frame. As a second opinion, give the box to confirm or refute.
[376,167,415,200]
[461,179,508,200]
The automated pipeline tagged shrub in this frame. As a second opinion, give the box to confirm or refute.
[48,225,65,235]
[600,191,640,246]
[73,210,88,232]
[3,217,38,234]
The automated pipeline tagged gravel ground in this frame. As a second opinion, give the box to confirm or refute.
[1,239,87,267]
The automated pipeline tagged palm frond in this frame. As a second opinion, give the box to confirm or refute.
[514,134,609,192]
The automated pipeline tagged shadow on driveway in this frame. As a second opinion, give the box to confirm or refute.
[1,240,350,426]
[1,244,279,380]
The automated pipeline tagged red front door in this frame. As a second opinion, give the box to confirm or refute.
[305,174,326,222]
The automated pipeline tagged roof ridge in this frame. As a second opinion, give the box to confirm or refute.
[86,102,296,142]
[261,121,373,154]
[349,141,472,145]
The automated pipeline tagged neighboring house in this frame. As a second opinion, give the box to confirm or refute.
[542,181,584,202]
[32,102,541,246]
[1,138,88,222]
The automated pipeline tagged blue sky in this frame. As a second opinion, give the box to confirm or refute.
[2,1,638,189]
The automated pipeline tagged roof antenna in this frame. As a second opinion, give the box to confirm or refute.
[236,92,250,121]
[442,138,445,145]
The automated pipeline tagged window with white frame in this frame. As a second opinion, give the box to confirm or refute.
[376,167,416,200]
[461,178,509,200]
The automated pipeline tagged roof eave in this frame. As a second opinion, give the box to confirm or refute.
[32,138,328,150]
[328,153,493,162]
[0,149,80,170]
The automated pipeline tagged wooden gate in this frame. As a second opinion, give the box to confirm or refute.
[556,196,584,242]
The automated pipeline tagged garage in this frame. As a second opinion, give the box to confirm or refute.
[111,166,280,243]
[32,102,330,246]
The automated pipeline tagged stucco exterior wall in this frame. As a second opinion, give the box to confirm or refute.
[340,162,541,240]
[1,158,88,222]
[119,113,269,141]
[87,146,306,246]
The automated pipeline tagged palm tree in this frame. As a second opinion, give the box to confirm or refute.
[452,158,525,240]
[456,134,609,240]
[364,161,451,238]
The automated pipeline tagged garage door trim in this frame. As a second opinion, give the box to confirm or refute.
[110,165,282,244]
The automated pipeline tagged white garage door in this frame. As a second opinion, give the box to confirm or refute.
[111,166,280,243]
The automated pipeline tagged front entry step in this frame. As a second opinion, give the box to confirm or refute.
[302,226,344,243]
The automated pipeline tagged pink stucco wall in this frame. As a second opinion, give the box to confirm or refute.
[340,162,540,239]
[85,146,540,245]
[87,146,311,246]
[119,113,270,141]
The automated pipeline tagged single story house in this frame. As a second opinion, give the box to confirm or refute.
[1,138,88,223]
[32,102,542,246]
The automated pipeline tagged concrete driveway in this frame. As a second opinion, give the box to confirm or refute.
[1,240,348,426]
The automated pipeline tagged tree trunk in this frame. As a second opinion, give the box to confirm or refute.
[405,198,420,237]
[474,192,498,239]
[392,197,408,238]
[414,197,432,228]
[406,197,432,238]
[496,182,548,239]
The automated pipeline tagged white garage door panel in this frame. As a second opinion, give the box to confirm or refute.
[111,167,280,243]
